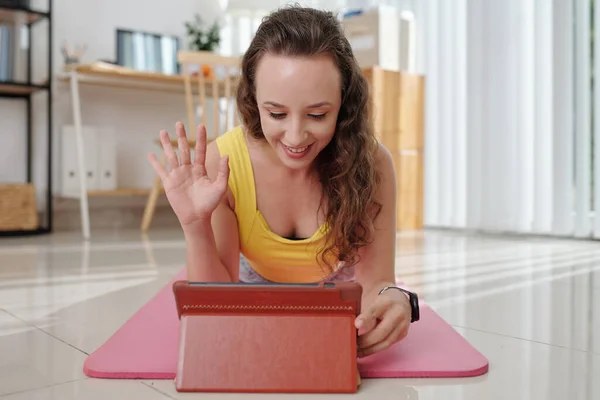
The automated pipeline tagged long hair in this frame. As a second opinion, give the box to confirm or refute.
[236,6,382,272]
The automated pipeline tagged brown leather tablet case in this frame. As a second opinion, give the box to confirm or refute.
[172,280,362,393]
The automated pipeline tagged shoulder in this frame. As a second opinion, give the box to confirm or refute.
[215,126,244,151]
[372,142,396,204]
[205,126,244,173]
[205,127,244,209]
[375,142,396,182]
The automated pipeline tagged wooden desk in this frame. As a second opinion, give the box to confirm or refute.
[57,63,239,239]
[59,63,237,96]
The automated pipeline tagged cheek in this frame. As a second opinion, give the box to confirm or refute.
[258,113,281,141]
[311,119,337,143]
[312,128,335,144]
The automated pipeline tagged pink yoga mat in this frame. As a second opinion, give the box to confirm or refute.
[84,269,488,379]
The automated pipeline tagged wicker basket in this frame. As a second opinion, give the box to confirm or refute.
[0,183,39,231]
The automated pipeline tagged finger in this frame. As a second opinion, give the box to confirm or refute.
[214,155,230,193]
[358,320,409,358]
[358,308,404,349]
[160,130,179,171]
[147,152,168,181]
[194,124,207,169]
[176,122,191,165]
[355,296,393,333]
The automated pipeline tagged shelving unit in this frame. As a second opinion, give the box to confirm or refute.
[0,2,53,236]
[57,188,153,199]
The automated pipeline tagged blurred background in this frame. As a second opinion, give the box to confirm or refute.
[0,0,594,241]
[0,0,597,241]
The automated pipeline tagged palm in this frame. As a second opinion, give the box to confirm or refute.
[148,123,229,227]
[162,164,223,224]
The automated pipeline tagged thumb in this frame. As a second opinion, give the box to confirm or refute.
[355,317,376,335]
[355,298,387,335]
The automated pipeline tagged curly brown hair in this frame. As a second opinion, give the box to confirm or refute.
[236,6,382,272]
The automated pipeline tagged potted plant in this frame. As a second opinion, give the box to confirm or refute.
[184,14,221,78]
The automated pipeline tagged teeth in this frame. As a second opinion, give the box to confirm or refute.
[285,145,308,153]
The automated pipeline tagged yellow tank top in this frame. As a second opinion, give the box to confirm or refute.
[215,126,337,283]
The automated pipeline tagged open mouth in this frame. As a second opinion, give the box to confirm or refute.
[284,144,310,153]
[281,142,313,158]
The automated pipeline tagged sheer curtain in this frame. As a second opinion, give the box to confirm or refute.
[414,0,600,239]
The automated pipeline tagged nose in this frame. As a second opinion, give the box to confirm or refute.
[284,118,308,146]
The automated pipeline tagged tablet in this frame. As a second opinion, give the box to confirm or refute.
[173,280,362,318]
[172,280,362,393]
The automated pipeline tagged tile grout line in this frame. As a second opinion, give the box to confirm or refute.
[0,378,88,398]
[449,323,600,355]
[141,381,178,400]
[1,309,90,356]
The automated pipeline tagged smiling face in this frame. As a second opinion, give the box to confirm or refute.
[254,53,342,171]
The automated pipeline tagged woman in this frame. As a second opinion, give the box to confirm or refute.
[149,6,414,358]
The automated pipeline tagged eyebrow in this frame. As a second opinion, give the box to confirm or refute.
[263,101,332,108]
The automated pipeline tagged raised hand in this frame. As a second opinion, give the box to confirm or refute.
[147,122,229,229]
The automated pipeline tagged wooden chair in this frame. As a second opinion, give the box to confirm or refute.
[141,51,241,232]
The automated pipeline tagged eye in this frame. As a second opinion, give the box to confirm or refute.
[269,112,286,120]
[309,113,326,120]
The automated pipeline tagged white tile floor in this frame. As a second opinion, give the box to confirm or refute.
[0,228,599,399]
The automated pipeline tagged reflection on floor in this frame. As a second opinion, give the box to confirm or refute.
[0,228,598,399]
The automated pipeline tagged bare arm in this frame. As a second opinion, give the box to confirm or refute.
[184,140,241,282]
[354,143,398,304]
[353,143,412,357]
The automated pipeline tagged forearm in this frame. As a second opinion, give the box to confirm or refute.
[183,220,233,282]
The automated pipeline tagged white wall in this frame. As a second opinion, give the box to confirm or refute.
[0,0,223,213]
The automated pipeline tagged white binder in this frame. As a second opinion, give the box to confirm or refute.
[61,125,117,196]
[97,127,117,191]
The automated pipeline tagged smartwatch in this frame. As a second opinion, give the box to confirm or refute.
[378,286,420,323]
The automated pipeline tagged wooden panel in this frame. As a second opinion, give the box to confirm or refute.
[363,67,374,123]
[364,67,401,152]
[396,151,424,230]
[399,73,425,150]
[378,69,401,137]
[362,66,425,231]
[379,70,401,134]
